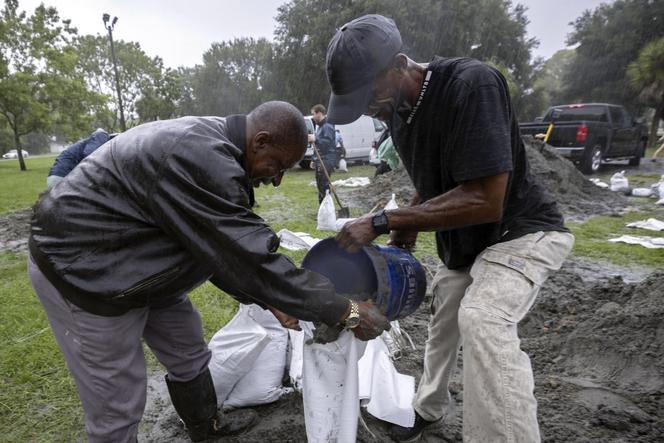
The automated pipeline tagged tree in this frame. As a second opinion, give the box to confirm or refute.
[628,36,664,146]
[187,37,274,116]
[563,0,664,112]
[0,0,102,170]
[271,0,538,113]
[76,34,177,128]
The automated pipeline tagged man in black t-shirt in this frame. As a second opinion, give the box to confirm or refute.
[326,15,574,442]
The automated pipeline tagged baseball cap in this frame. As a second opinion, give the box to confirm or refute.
[326,14,402,124]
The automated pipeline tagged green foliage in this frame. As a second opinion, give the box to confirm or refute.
[75,34,181,128]
[627,36,664,145]
[524,49,577,120]
[563,0,664,111]
[271,0,539,113]
[188,37,276,116]
[0,0,105,171]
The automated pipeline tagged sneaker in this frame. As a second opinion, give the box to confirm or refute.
[390,411,441,442]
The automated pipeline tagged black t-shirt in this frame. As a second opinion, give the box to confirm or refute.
[390,57,567,269]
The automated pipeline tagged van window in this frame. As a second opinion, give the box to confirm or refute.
[372,118,386,133]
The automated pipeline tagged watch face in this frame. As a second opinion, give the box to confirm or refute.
[345,316,361,328]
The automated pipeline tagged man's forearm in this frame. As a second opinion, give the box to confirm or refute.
[386,173,508,233]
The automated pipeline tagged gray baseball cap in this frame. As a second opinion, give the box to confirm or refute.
[326,15,402,124]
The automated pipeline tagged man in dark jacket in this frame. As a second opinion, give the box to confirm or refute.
[46,128,111,189]
[326,16,574,442]
[310,104,336,202]
[28,101,390,442]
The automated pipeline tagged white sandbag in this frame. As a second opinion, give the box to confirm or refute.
[208,305,270,406]
[331,177,371,188]
[609,170,629,192]
[224,305,290,408]
[656,175,664,199]
[338,158,348,172]
[657,198,664,206]
[303,329,367,443]
[287,322,315,391]
[631,187,653,197]
[317,190,336,231]
[608,235,664,249]
[277,229,320,251]
[626,218,664,232]
[589,178,609,188]
[358,338,415,428]
[384,193,399,210]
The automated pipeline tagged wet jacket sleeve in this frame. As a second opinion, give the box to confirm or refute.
[146,137,349,326]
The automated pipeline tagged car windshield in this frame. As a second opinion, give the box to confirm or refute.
[542,105,608,122]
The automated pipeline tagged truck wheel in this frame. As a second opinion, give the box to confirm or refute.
[628,141,645,166]
[581,144,603,174]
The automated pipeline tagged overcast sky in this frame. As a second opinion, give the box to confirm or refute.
[18,0,609,68]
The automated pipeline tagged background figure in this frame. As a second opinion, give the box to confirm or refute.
[310,104,336,203]
[335,129,345,168]
[47,128,112,189]
[375,133,399,177]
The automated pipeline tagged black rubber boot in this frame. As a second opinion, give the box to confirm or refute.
[165,368,257,441]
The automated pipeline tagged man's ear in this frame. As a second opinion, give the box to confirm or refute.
[252,131,271,152]
[393,53,408,71]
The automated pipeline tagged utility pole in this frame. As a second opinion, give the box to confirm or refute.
[102,13,126,132]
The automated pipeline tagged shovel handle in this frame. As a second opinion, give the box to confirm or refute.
[313,145,345,209]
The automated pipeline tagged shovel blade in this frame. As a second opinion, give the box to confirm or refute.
[338,207,350,218]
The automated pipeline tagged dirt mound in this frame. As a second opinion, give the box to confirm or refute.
[338,138,627,222]
[0,209,31,254]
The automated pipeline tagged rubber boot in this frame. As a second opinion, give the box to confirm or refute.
[165,368,257,441]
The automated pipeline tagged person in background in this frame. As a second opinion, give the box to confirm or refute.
[47,128,112,189]
[309,104,336,202]
[326,15,574,442]
[29,101,389,442]
[375,134,399,176]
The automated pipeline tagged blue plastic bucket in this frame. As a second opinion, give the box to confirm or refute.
[302,238,426,320]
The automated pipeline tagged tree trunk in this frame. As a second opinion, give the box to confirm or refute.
[649,97,664,147]
[13,130,26,171]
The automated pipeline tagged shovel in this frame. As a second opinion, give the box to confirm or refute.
[313,145,350,218]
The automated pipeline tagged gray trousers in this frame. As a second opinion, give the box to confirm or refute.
[28,256,212,442]
[413,231,574,442]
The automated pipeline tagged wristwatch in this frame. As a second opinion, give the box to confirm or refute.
[343,300,361,329]
[371,210,390,235]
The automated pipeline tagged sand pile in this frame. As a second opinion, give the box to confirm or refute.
[338,137,627,222]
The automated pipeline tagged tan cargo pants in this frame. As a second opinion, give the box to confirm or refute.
[414,231,574,442]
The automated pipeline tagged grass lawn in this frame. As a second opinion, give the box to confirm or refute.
[0,161,662,440]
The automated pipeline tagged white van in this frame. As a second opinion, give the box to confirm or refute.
[302,115,385,168]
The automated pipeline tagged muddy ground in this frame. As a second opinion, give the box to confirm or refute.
[3,141,663,442]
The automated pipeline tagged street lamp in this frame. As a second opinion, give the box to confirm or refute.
[102,13,126,131]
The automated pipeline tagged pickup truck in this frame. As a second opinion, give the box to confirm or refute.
[520,103,648,173]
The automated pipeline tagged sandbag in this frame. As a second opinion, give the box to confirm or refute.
[609,170,629,192]
[224,305,290,408]
[358,338,415,428]
[338,158,348,172]
[384,193,399,210]
[317,190,336,231]
[208,305,270,406]
[302,327,367,443]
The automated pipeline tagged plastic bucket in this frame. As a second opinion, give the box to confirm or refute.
[302,238,426,320]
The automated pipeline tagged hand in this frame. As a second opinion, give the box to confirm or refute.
[351,300,390,341]
[388,229,418,251]
[310,161,316,170]
[335,215,377,253]
[267,306,301,331]
[308,134,316,144]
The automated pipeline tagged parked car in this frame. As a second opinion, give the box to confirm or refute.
[519,103,648,174]
[2,149,29,159]
[301,115,385,168]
